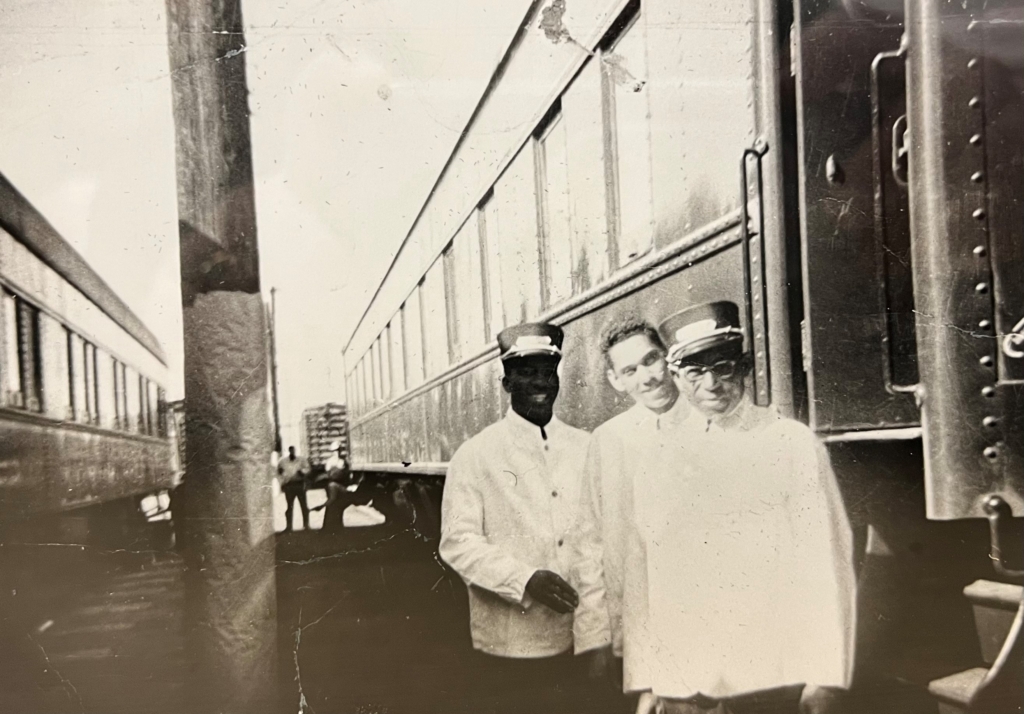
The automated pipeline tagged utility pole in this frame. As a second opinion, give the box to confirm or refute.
[165,1,278,712]
[268,287,282,454]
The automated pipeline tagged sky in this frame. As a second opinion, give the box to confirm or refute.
[0,0,530,447]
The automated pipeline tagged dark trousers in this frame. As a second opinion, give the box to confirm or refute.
[282,480,309,531]
[464,650,630,714]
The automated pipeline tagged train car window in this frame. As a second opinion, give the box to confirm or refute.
[601,7,654,269]
[74,337,88,423]
[422,258,450,378]
[86,344,101,426]
[112,359,124,429]
[537,110,574,308]
[369,339,381,405]
[442,244,460,363]
[36,314,65,419]
[15,297,43,412]
[1,291,21,406]
[157,386,167,437]
[125,367,140,434]
[364,344,373,407]
[391,311,406,396]
[66,329,77,421]
[140,372,149,434]
[478,197,504,340]
[561,58,610,294]
[493,147,543,323]
[121,363,129,429]
[379,327,392,402]
[449,217,486,361]
[405,285,425,388]
[149,381,159,436]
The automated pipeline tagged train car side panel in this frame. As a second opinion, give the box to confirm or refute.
[0,414,173,515]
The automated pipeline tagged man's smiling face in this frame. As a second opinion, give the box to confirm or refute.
[502,354,561,427]
[606,333,678,414]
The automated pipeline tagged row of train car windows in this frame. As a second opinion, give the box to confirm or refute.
[348,3,649,418]
[0,290,166,437]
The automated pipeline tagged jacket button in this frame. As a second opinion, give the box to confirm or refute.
[557,539,564,547]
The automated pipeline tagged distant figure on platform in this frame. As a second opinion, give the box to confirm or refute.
[439,322,599,713]
[278,445,311,532]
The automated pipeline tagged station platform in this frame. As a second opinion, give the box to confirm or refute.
[0,515,539,714]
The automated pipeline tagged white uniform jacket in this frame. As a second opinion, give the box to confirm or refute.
[571,399,691,659]
[634,402,857,698]
[439,408,591,658]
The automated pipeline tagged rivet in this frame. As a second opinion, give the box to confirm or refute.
[983,416,999,428]
[973,245,987,257]
[971,171,984,183]
[983,446,999,460]
[970,134,982,145]
[968,58,979,69]
[980,355,994,367]
[976,282,989,294]
[982,386,996,398]
[969,96,981,108]
[973,208,986,219]
[979,319,993,330]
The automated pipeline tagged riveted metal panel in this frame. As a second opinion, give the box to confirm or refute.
[794,0,919,431]
[905,0,1024,518]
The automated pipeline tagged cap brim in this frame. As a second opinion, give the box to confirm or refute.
[500,348,562,361]
[668,332,743,364]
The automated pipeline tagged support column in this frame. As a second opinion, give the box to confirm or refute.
[165,1,278,712]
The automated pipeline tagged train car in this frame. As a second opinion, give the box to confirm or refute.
[343,0,1021,711]
[0,172,175,527]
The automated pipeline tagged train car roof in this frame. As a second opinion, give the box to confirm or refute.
[0,172,167,365]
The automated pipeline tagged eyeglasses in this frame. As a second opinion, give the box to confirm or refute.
[675,360,739,383]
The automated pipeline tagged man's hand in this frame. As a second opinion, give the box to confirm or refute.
[635,692,663,714]
[584,645,615,682]
[525,570,579,614]
[800,685,845,714]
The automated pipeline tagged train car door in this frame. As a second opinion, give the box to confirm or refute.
[904,0,1024,520]
[792,0,920,433]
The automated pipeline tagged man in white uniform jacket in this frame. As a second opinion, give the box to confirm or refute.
[571,314,689,692]
[439,322,596,713]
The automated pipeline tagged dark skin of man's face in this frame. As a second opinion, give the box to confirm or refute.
[501,354,561,428]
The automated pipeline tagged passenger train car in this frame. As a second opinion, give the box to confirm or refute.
[0,172,175,527]
[344,0,1021,711]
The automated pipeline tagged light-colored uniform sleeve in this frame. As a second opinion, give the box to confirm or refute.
[438,445,537,605]
[569,437,613,654]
